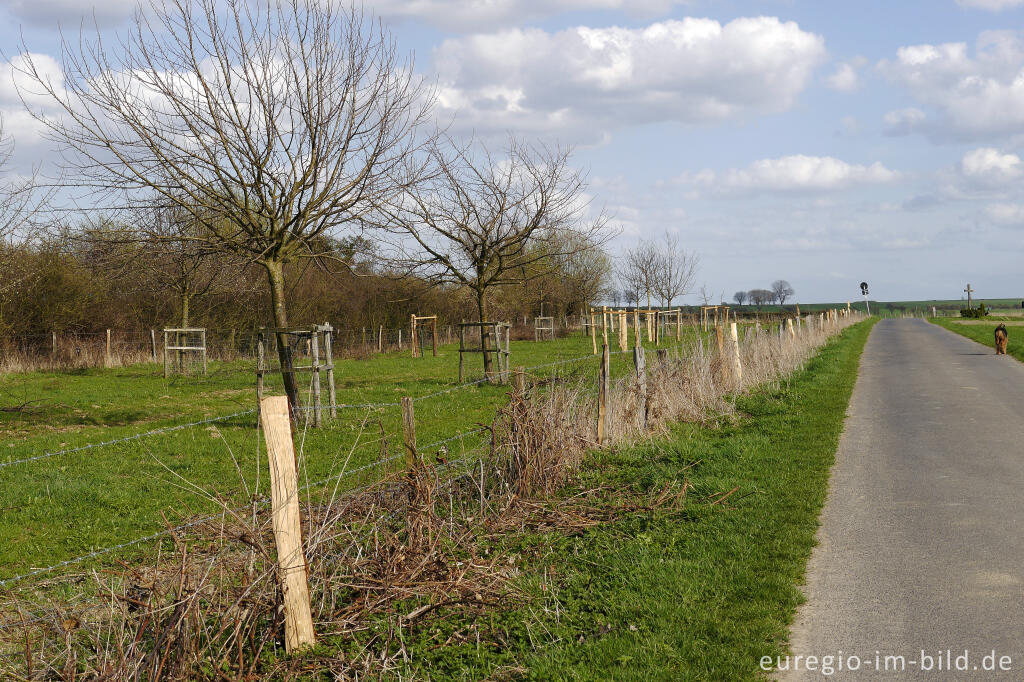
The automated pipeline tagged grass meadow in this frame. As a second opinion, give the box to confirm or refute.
[0,328,715,582]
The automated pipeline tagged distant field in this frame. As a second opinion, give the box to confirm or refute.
[0,326,736,583]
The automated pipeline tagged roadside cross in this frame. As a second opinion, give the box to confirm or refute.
[964,283,974,310]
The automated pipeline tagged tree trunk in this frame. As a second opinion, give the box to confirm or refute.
[264,260,301,415]
[476,289,493,378]
[177,292,190,372]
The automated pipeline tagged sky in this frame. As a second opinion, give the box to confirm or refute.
[2,0,1024,305]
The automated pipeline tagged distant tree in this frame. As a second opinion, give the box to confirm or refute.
[771,280,795,305]
[610,289,621,307]
[697,283,713,306]
[618,240,659,309]
[622,285,638,308]
[733,290,748,306]
[749,288,773,308]
[652,232,699,307]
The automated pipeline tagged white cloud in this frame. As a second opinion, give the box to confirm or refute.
[883,107,927,135]
[960,147,1023,180]
[880,31,1024,140]
[434,17,826,139]
[825,57,866,92]
[985,202,1024,224]
[0,0,136,27]
[368,0,693,31]
[681,155,900,195]
[956,0,1024,10]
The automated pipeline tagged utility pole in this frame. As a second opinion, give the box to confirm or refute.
[964,283,974,310]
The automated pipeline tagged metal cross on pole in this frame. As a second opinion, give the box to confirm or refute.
[964,283,974,310]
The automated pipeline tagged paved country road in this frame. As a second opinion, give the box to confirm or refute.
[782,319,1024,680]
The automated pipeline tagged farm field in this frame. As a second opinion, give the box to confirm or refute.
[0,327,715,583]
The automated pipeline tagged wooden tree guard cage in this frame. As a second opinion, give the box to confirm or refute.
[410,315,439,358]
[699,305,731,332]
[458,322,511,384]
[657,309,684,340]
[256,324,336,426]
[163,328,207,378]
[534,316,555,341]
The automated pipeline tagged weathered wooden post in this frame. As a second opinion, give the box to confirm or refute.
[105,329,112,367]
[378,325,383,353]
[401,397,417,471]
[597,343,610,445]
[590,310,598,355]
[601,306,609,348]
[618,310,628,351]
[310,331,322,427]
[322,324,337,418]
[715,324,725,357]
[787,318,795,340]
[150,329,157,362]
[201,329,208,375]
[633,345,648,431]
[432,318,438,357]
[411,314,419,358]
[51,331,57,358]
[634,309,641,347]
[729,322,743,383]
[163,330,169,379]
[260,396,316,653]
[513,365,526,393]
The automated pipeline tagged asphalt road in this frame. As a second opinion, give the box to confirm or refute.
[782,319,1024,680]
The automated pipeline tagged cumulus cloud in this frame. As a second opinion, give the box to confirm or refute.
[825,57,866,92]
[680,155,900,195]
[0,0,137,27]
[367,0,692,32]
[880,30,1024,140]
[956,0,1024,10]
[434,17,826,139]
[960,147,1023,181]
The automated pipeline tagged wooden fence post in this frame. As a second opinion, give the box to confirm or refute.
[256,333,266,417]
[787,318,795,339]
[260,396,316,653]
[401,397,417,470]
[150,329,157,362]
[590,311,598,355]
[105,329,111,367]
[458,325,466,383]
[378,325,383,353]
[633,345,648,431]
[715,324,725,357]
[601,306,609,348]
[323,324,336,418]
[513,366,526,393]
[597,343,610,445]
[411,315,418,358]
[729,322,743,383]
[310,331,322,427]
[432,318,438,357]
[51,331,57,357]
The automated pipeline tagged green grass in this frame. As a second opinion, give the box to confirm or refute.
[401,318,876,680]
[929,317,1012,358]
[1,327,750,583]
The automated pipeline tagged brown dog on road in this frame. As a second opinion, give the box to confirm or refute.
[995,324,1008,355]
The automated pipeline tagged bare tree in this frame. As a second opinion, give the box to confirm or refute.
[651,232,699,307]
[771,279,795,306]
[18,0,434,411]
[733,290,747,306]
[379,135,611,376]
[618,240,659,309]
[697,283,713,306]
[749,288,773,308]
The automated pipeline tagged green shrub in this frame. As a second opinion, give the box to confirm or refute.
[960,302,989,318]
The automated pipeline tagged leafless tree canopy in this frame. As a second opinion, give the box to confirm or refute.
[733,290,747,306]
[18,0,435,408]
[748,288,773,308]
[377,134,611,374]
[652,232,698,307]
[617,240,659,309]
[771,279,795,305]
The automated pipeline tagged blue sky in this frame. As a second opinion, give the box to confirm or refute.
[2,0,1024,304]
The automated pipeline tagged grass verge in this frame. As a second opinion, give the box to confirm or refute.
[929,317,1015,359]
[403,318,876,680]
